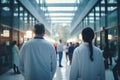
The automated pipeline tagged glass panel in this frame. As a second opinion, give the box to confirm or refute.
[108,27,118,58]
[95,3,100,30]
[1,0,11,26]
[100,0,105,27]
[13,0,19,29]
[96,33,100,48]
[1,0,10,3]
[88,9,94,29]
[101,31,105,50]
[107,0,117,27]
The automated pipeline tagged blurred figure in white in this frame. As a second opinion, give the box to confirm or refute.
[12,40,20,74]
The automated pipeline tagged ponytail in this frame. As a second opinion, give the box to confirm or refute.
[82,27,94,62]
[88,41,94,61]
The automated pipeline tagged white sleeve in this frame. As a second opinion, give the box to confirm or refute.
[51,46,57,78]
[69,49,79,80]
[99,50,105,80]
[19,44,25,76]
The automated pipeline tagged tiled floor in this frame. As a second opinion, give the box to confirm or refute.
[0,52,117,80]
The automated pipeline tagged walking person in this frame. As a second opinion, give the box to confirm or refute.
[57,39,64,67]
[19,23,57,80]
[68,42,75,64]
[69,27,105,80]
[103,43,109,69]
[54,43,57,54]
[12,40,20,74]
[64,43,69,62]
[112,58,120,80]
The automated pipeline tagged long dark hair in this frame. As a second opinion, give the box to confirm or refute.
[82,27,94,61]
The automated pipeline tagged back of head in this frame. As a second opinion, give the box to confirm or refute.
[82,27,94,42]
[12,40,17,46]
[70,42,72,45]
[59,39,62,43]
[34,23,45,35]
[82,27,94,61]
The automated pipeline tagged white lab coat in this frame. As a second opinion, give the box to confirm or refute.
[19,38,57,80]
[70,42,105,80]
[12,45,19,66]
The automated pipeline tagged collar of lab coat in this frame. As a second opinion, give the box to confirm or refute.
[34,36,44,39]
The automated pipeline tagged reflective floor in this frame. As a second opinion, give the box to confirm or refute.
[0,52,117,80]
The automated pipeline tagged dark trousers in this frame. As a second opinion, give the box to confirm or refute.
[13,64,20,74]
[109,56,112,65]
[68,53,73,64]
[58,52,63,66]
[104,58,109,69]
[112,62,120,80]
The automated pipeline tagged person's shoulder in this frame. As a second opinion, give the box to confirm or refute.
[73,46,81,54]
[93,45,103,56]
[43,40,54,46]
[93,46,102,52]
[21,39,33,46]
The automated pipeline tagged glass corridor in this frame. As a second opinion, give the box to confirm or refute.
[0,0,120,80]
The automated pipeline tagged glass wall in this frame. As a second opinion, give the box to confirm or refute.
[78,0,118,50]
[108,27,118,57]
[0,0,37,74]
[76,0,119,68]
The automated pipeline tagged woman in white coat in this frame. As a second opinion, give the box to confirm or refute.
[69,27,105,80]
[12,40,20,74]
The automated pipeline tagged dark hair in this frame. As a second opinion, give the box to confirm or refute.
[82,27,94,61]
[34,23,45,35]
[12,40,17,47]
[59,39,62,43]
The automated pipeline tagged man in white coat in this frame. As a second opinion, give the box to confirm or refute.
[70,27,105,80]
[19,23,57,80]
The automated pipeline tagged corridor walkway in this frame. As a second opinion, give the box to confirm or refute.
[0,52,115,80]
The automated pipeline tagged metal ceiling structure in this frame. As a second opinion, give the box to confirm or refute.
[36,0,79,25]
[19,0,117,36]
[19,0,110,36]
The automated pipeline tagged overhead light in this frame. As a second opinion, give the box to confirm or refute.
[3,30,9,37]
[51,17,72,20]
[108,34,113,40]
[48,13,74,16]
[51,21,71,23]
[24,30,33,39]
[97,37,100,41]
[46,0,76,3]
[47,7,77,11]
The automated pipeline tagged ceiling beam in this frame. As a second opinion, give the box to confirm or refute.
[38,3,117,7]
[51,22,71,24]
[50,20,72,21]
[48,11,76,13]
[46,16,74,17]
[46,3,78,7]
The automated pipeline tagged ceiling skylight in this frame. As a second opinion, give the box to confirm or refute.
[46,0,76,3]
[36,0,77,24]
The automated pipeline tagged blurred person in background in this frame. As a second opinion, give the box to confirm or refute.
[12,40,20,74]
[57,39,64,67]
[68,42,75,65]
